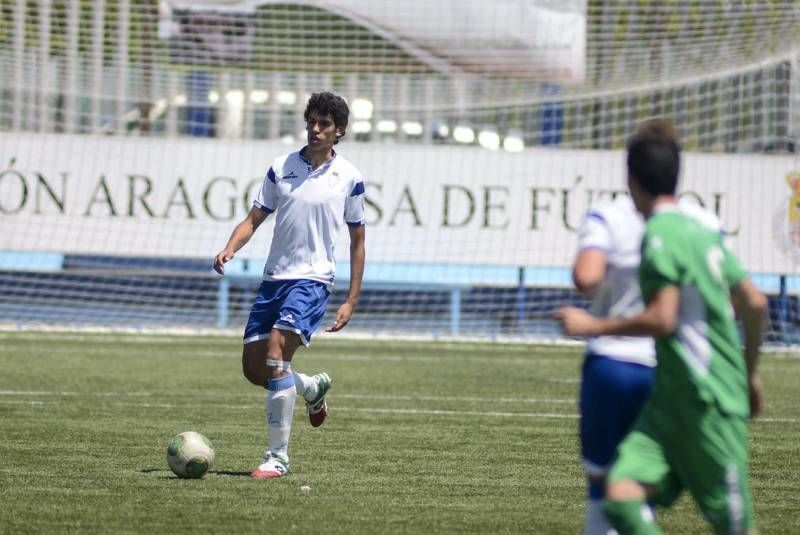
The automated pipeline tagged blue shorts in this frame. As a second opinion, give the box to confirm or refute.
[580,352,654,497]
[243,279,330,347]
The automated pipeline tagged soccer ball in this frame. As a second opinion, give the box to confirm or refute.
[166,431,215,479]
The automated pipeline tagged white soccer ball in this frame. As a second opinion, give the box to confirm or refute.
[166,431,215,479]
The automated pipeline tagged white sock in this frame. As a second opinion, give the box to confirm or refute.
[584,499,617,535]
[266,375,296,462]
[293,372,318,400]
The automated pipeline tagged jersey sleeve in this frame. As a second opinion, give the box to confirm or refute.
[253,166,278,213]
[722,242,748,288]
[344,177,366,226]
[577,210,612,252]
[638,229,681,301]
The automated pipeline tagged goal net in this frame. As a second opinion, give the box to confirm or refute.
[1,0,799,344]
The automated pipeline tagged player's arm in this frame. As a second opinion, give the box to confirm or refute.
[213,206,269,275]
[572,248,607,297]
[554,284,679,338]
[731,278,768,417]
[572,208,612,297]
[327,224,365,332]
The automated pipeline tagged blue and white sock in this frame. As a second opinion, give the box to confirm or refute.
[266,374,296,462]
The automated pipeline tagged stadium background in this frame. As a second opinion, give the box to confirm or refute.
[1,0,799,344]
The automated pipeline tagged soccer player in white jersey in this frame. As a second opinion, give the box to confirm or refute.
[213,92,366,478]
[571,120,726,535]
[572,193,656,535]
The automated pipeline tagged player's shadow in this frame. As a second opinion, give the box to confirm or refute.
[139,468,250,478]
[210,470,251,477]
[140,468,180,479]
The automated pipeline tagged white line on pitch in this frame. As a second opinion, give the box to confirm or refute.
[0,390,797,423]
[337,407,578,419]
[547,378,581,384]
[0,345,567,365]
[0,389,574,405]
[335,394,574,404]
[108,402,577,419]
[0,398,577,418]
[0,390,153,397]
[366,411,800,423]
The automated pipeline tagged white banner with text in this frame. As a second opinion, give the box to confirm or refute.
[1,132,797,274]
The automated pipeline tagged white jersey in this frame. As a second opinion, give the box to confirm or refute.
[577,195,724,367]
[578,196,655,366]
[253,148,366,286]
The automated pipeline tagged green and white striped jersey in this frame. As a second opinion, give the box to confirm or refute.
[639,205,749,417]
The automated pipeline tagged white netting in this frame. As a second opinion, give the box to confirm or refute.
[0,0,799,343]
[1,1,798,148]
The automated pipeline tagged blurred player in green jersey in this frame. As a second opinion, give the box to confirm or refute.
[555,119,768,534]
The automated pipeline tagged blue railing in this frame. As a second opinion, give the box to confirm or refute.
[0,250,798,344]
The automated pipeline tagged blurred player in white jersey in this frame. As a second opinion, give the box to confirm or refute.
[572,193,656,535]
[214,92,366,478]
[570,120,724,534]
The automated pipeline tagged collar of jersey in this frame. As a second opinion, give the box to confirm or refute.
[651,202,680,216]
[299,146,337,175]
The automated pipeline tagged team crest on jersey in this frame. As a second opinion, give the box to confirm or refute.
[328,171,342,187]
[772,171,800,262]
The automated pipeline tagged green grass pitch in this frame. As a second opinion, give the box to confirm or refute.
[0,332,798,533]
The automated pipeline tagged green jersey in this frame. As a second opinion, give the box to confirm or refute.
[639,205,749,416]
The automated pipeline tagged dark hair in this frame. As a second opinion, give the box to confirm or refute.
[304,92,349,143]
[626,119,681,196]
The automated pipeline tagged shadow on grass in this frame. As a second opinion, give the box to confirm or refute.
[140,468,251,478]
[210,470,251,477]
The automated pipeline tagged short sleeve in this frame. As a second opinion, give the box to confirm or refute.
[722,243,747,288]
[577,211,612,252]
[345,178,365,226]
[253,167,277,213]
[639,230,681,302]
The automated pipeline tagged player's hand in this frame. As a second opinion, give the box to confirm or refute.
[552,306,597,337]
[326,302,354,332]
[748,373,765,418]
[213,250,234,275]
